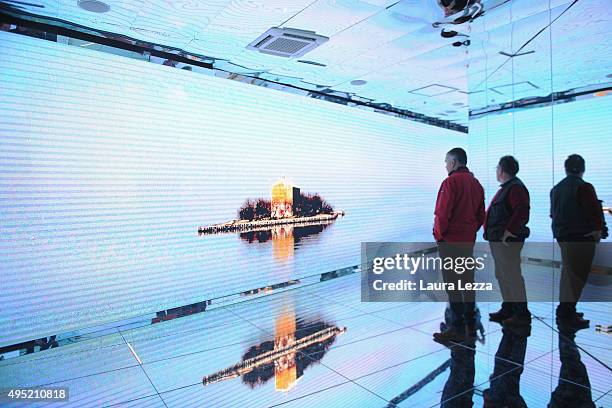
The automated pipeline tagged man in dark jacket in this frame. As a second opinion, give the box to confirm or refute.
[433,148,485,342]
[551,154,603,329]
[484,156,531,327]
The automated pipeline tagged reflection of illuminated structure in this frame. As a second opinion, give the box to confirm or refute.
[271,178,299,219]
[202,314,346,390]
[239,221,336,262]
[274,310,297,391]
[237,217,337,238]
[199,212,340,234]
[272,225,294,261]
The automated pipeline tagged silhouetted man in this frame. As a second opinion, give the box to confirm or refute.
[440,337,476,407]
[483,326,530,408]
[484,156,531,327]
[548,325,595,407]
[551,154,603,329]
[433,147,485,342]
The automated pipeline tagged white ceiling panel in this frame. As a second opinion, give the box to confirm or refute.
[1,0,609,125]
[282,0,384,37]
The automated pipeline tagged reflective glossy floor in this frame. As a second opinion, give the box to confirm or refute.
[1,272,610,407]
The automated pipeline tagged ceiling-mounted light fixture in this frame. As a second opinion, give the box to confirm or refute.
[247,27,328,58]
[350,80,367,86]
[78,0,110,13]
[440,29,468,39]
[452,40,470,47]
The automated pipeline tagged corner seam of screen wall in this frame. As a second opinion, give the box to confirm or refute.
[0,9,468,134]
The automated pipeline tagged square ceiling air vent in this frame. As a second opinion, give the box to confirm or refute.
[246,27,329,58]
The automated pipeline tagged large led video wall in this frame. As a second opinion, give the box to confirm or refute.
[469,97,611,242]
[468,96,612,273]
[0,31,466,345]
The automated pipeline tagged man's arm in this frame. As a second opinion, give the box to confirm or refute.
[434,179,453,241]
[506,185,530,235]
[578,183,603,230]
[477,184,485,229]
[549,188,554,220]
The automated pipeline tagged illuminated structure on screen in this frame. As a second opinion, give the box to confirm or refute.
[271,178,298,219]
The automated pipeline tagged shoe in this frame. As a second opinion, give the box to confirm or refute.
[556,309,584,320]
[433,327,466,343]
[502,315,532,327]
[489,310,512,323]
[558,314,590,330]
[556,311,586,323]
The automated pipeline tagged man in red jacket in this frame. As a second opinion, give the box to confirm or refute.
[433,148,485,342]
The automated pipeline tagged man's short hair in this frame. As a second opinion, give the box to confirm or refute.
[447,148,467,166]
[498,155,519,176]
[565,154,585,174]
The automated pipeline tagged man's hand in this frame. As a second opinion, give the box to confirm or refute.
[584,230,602,241]
[502,230,517,247]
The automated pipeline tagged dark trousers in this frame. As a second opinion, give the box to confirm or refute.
[557,241,597,317]
[486,328,529,407]
[489,242,530,318]
[438,242,476,329]
[441,341,476,407]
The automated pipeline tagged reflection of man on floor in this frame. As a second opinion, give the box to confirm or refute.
[548,325,595,407]
[437,0,483,18]
[484,156,532,327]
[440,337,476,407]
[433,148,485,342]
[482,326,530,408]
[551,154,604,329]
